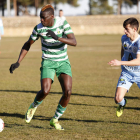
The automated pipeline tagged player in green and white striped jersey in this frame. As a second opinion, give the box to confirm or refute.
[31,13,72,61]
[9,4,77,130]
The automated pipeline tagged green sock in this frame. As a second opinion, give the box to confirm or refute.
[32,97,43,107]
[54,104,66,119]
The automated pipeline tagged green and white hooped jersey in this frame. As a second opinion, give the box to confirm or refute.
[30,18,73,61]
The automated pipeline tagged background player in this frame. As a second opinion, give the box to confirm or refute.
[9,4,77,130]
[108,17,140,117]
[55,9,66,20]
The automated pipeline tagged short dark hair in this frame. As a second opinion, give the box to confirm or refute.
[59,9,63,12]
[123,17,139,31]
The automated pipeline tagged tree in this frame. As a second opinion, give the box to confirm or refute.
[35,0,38,16]
[13,0,17,16]
[0,0,6,16]
[17,0,34,15]
[40,0,79,11]
[130,0,140,14]
[113,0,133,15]
[89,0,114,15]
[12,0,79,16]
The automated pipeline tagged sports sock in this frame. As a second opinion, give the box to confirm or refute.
[53,104,66,120]
[32,97,43,108]
[118,98,126,106]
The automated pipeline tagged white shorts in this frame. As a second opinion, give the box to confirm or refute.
[117,71,140,90]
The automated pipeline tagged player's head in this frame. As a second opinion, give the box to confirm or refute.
[123,18,139,37]
[59,9,63,17]
[40,4,54,27]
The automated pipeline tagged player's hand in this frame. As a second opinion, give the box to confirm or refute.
[108,59,121,66]
[9,62,20,73]
[46,30,58,40]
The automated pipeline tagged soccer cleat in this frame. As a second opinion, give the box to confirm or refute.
[50,118,64,130]
[25,103,37,123]
[116,99,127,117]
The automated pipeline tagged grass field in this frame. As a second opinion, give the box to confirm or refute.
[0,35,140,140]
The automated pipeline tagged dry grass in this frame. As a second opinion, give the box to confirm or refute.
[0,35,140,140]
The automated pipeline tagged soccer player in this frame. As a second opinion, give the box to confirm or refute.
[55,9,66,20]
[108,17,140,117]
[0,17,4,40]
[9,4,77,130]
[0,17,4,54]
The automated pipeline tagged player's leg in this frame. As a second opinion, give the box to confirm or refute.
[115,73,132,117]
[36,78,52,101]
[115,87,128,117]
[50,74,72,130]
[57,73,72,114]
[25,78,52,123]
[25,59,55,123]
[115,87,127,105]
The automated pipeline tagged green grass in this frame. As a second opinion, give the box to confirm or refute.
[0,35,140,140]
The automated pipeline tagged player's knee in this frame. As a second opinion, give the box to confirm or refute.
[114,96,123,104]
[63,89,71,100]
[42,87,50,96]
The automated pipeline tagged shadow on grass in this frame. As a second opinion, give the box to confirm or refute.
[69,103,140,111]
[59,118,140,125]
[0,89,139,100]
[54,118,140,125]
[75,119,140,125]
[0,112,24,118]
[1,112,140,127]
[4,123,24,128]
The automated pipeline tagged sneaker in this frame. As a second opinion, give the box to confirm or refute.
[116,99,127,117]
[25,103,37,123]
[50,118,64,130]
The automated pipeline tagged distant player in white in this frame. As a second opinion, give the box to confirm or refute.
[0,17,4,54]
[0,17,4,40]
[55,9,66,20]
[108,17,140,117]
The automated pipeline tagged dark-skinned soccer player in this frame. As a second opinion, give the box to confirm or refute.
[9,4,77,130]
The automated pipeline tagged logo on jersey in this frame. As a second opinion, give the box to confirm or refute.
[56,28,61,34]
[119,78,126,85]
[123,42,129,50]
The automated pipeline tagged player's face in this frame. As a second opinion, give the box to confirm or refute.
[59,11,63,17]
[40,11,54,27]
[124,24,136,38]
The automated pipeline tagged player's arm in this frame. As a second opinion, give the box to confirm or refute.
[18,38,35,63]
[9,38,35,73]
[108,54,140,66]
[58,33,77,46]
[121,45,124,59]
[46,30,77,46]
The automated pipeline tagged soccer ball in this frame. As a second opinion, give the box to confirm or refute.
[0,118,4,132]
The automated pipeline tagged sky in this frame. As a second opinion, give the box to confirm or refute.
[1,0,140,16]
[54,0,89,16]
[54,0,140,16]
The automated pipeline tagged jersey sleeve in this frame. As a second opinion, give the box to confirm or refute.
[30,25,39,41]
[63,20,73,35]
[137,40,140,54]
[121,35,127,44]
